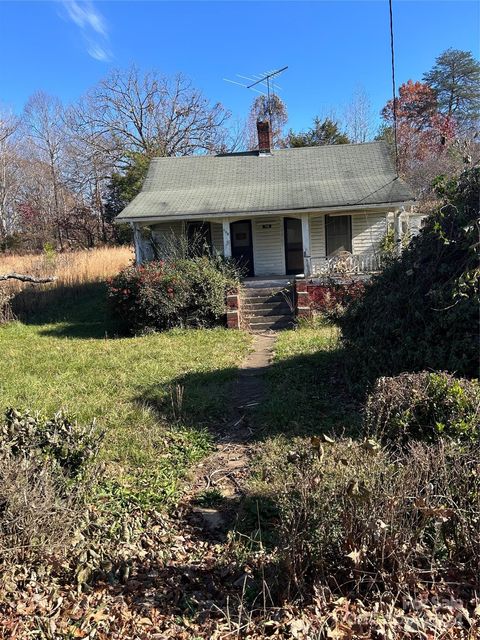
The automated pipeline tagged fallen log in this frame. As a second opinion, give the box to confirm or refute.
[0,272,56,284]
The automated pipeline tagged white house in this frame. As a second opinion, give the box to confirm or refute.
[116,121,414,279]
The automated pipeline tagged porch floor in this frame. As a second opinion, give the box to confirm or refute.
[242,276,298,289]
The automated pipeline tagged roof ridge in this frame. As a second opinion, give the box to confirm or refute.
[148,140,388,162]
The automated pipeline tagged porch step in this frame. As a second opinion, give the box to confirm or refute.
[243,302,292,315]
[248,318,294,331]
[243,288,291,300]
[241,281,295,331]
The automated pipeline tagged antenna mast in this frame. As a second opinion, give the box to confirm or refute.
[246,66,288,131]
[224,66,288,136]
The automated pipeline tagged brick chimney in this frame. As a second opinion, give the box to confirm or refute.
[256,119,271,154]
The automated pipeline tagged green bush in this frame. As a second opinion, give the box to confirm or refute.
[250,436,480,598]
[339,168,480,383]
[108,256,239,334]
[364,371,480,444]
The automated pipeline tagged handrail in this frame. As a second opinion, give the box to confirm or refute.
[309,253,383,276]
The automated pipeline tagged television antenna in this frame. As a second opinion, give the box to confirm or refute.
[223,66,288,131]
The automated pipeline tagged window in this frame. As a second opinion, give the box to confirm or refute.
[325,215,352,256]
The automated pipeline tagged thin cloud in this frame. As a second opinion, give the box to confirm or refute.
[61,0,112,62]
[87,43,111,62]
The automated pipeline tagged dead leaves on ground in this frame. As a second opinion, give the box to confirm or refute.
[0,506,478,639]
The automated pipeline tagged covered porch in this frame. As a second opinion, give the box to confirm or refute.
[133,206,408,278]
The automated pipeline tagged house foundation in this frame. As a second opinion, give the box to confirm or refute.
[294,275,369,315]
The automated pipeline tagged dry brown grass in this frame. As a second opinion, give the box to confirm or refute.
[0,246,133,319]
[0,246,133,289]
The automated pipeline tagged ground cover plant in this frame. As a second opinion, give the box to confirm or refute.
[255,324,360,438]
[232,325,480,637]
[1,245,479,637]
[340,167,480,384]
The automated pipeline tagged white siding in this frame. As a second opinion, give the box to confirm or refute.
[351,213,387,255]
[150,221,184,257]
[252,216,285,276]
[210,222,224,254]
[310,214,326,258]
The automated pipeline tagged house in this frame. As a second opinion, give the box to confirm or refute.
[116,121,414,281]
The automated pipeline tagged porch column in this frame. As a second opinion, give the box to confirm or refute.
[301,214,311,277]
[393,209,403,257]
[222,219,232,258]
[131,222,144,265]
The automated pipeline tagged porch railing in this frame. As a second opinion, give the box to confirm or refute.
[309,253,383,277]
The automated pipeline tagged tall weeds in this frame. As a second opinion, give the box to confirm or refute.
[0,246,133,318]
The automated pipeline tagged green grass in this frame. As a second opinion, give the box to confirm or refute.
[1,286,251,507]
[256,325,360,439]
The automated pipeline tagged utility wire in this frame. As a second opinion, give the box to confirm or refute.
[389,0,399,174]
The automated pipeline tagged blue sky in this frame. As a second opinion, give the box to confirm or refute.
[1,1,478,134]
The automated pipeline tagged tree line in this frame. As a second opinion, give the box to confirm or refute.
[0,48,478,252]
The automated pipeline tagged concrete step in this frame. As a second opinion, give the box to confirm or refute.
[243,301,292,313]
[248,318,294,331]
[243,293,290,304]
[245,314,293,323]
[243,287,291,298]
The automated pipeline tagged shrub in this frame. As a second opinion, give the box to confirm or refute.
[364,371,480,444]
[0,408,103,480]
[307,278,365,318]
[0,454,86,567]
[339,168,480,383]
[108,256,239,333]
[0,409,102,569]
[251,436,480,599]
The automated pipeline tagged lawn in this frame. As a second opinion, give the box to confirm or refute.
[256,323,360,439]
[0,282,251,507]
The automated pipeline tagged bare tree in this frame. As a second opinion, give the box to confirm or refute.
[62,110,117,243]
[344,87,373,144]
[23,92,69,248]
[247,94,288,149]
[0,109,21,240]
[72,66,231,161]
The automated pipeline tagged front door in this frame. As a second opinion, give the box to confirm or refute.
[230,220,254,277]
[284,217,304,275]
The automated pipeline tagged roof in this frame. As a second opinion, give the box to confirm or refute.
[116,141,414,222]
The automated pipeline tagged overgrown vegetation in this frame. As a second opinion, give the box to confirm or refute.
[0,409,101,569]
[108,255,240,334]
[251,436,480,600]
[364,371,480,444]
[0,245,133,321]
[340,167,480,384]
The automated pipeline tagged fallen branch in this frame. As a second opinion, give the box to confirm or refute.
[0,272,56,284]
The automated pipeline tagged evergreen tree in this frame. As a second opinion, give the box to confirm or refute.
[104,153,150,243]
[288,117,350,147]
[423,49,480,130]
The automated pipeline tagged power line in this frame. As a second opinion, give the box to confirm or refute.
[389,0,399,174]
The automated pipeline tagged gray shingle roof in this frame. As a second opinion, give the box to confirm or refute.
[116,141,414,222]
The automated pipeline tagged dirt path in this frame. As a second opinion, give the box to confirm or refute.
[187,332,276,533]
